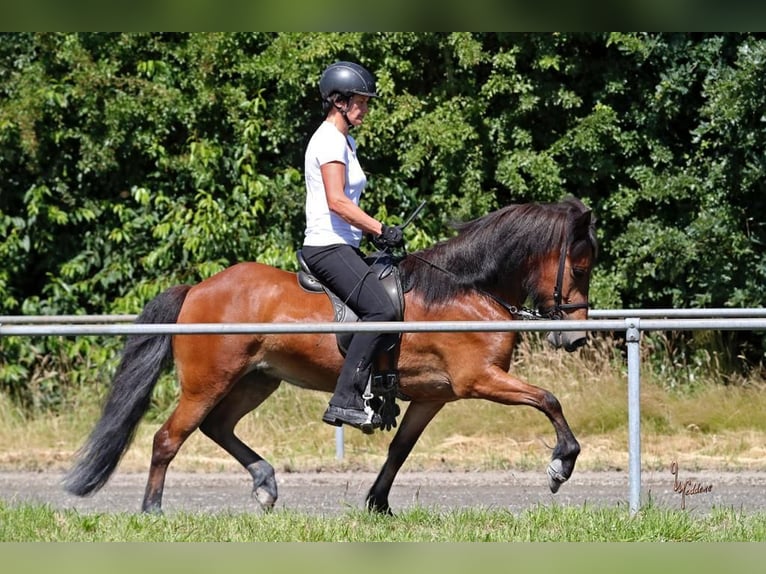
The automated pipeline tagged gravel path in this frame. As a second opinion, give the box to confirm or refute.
[3,468,766,516]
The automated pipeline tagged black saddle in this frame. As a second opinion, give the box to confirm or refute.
[296,249,405,356]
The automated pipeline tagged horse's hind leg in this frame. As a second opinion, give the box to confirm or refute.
[142,393,218,513]
[199,373,281,511]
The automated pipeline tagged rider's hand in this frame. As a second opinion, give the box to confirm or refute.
[373,224,404,250]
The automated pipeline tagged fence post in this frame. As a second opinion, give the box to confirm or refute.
[335,426,344,460]
[625,318,642,516]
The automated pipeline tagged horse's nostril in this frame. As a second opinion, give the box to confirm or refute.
[565,335,587,352]
[549,331,588,352]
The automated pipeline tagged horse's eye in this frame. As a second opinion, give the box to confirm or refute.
[572,266,588,278]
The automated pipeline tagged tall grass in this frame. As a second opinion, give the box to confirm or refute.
[1,332,764,474]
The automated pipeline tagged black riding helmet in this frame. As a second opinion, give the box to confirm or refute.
[319,61,378,101]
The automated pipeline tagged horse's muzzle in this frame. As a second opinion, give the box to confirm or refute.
[547,330,587,352]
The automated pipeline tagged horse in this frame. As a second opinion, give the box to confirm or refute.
[63,195,598,514]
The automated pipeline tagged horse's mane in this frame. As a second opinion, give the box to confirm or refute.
[400,196,597,308]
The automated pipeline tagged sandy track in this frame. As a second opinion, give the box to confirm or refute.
[3,468,766,516]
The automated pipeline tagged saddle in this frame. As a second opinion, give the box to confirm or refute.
[296,249,407,430]
[296,249,405,353]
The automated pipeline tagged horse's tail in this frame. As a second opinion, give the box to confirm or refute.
[63,284,191,497]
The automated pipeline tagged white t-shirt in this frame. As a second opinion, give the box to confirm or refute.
[303,121,367,247]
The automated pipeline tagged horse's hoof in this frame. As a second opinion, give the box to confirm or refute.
[547,458,568,493]
[247,460,278,511]
[366,497,393,515]
[253,487,276,511]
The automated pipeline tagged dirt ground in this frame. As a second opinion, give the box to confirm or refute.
[3,468,766,516]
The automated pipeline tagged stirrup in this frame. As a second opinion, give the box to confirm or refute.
[365,370,400,431]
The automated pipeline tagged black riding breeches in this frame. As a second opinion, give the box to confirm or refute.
[301,244,399,408]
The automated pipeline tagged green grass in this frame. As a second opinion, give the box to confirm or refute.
[2,501,765,542]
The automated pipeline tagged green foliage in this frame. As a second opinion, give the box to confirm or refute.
[0,334,119,413]
[2,33,766,413]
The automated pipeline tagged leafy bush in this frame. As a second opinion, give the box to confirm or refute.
[1,33,765,413]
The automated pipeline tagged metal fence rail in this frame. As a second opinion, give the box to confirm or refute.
[3,317,766,336]
[2,311,765,516]
[4,308,766,324]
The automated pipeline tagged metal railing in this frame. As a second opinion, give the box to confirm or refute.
[2,309,765,515]
[3,307,766,324]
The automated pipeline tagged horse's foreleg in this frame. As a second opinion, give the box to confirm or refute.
[366,400,444,514]
[199,374,281,511]
[538,391,580,493]
[472,367,580,493]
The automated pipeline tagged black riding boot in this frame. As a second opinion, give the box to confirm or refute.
[322,362,381,434]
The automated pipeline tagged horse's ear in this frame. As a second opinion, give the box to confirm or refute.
[571,206,592,235]
[570,205,598,260]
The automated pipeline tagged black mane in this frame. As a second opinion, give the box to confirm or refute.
[400,196,597,308]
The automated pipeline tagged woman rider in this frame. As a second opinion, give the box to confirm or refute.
[300,61,404,434]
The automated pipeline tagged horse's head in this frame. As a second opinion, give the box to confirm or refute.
[538,199,598,352]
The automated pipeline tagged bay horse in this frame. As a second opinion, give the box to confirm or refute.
[64,195,597,514]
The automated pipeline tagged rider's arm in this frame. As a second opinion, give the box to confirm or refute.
[321,161,383,236]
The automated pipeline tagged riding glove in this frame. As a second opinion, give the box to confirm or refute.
[373,224,404,250]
